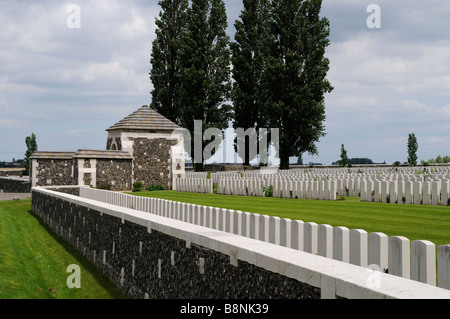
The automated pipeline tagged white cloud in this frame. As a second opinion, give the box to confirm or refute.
[1,0,450,164]
[0,118,26,129]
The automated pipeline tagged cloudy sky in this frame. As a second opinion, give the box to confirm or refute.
[1,0,449,165]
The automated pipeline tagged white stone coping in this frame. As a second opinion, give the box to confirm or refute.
[31,186,450,299]
[0,176,29,181]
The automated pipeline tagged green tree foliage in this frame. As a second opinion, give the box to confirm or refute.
[421,155,450,165]
[262,0,333,169]
[407,133,418,166]
[231,0,271,165]
[339,143,349,167]
[24,133,38,176]
[150,0,189,124]
[179,0,232,171]
[349,158,374,165]
[332,158,374,165]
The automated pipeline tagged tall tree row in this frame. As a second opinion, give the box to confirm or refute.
[262,0,333,169]
[231,0,271,165]
[150,0,188,124]
[150,0,232,171]
[150,0,333,170]
[179,0,232,171]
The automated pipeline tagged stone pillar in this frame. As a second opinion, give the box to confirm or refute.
[442,181,449,206]
[241,212,250,237]
[438,245,450,289]
[381,180,388,203]
[350,229,368,267]
[304,222,318,254]
[296,180,303,199]
[398,181,405,204]
[423,181,431,205]
[291,220,304,251]
[319,180,325,200]
[218,208,226,231]
[212,207,220,230]
[368,232,388,272]
[280,218,291,248]
[308,180,313,199]
[411,240,436,285]
[388,236,410,279]
[413,181,422,205]
[224,209,233,233]
[249,213,259,240]
[259,215,270,242]
[198,206,207,226]
[333,226,349,262]
[348,179,354,196]
[432,181,440,206]
[268,216,280,245]
[329,180,337,201]
[374,180,381,202]
[336,179,343,197]
[233,210,240,235]
[318,224,333,258]
[405,181,413,204]
[367,180,374,202]
[360,180,367,202]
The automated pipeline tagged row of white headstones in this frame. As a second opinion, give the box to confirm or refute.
[180,166,450,205]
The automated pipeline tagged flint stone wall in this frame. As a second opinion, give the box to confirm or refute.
[0,169,24,177]
[35,159,73,187]
[96,159,132,191]
[132,138,177,190]
[31,189,320,299]
[0,177,30,193]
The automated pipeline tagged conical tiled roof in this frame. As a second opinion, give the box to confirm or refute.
[106,105,180,132]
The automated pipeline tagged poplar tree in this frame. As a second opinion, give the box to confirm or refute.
[179,0,232,171]
[263,0,333,169]
[339,144,349,167]
[24,133,38,176]
[150,0,189,124]
[231,0,271,165]
[407,133,418,166]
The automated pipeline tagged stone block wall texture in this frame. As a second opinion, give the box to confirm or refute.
[132,138,177,190]
[35,159,73,187]
[0,177,30,193]
[47,186,80,196]
[0,169,24,177]
[31,190,320,299]
[96,159,132,191]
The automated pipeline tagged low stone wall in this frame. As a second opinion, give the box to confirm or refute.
[31,188,319,299]
[31,187,450,299]
[33,158,74,187]
[0,169,24,177]
[0,177,30,193]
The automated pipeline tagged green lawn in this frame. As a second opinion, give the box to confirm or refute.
[0,199,125,299]
[131,191,450,247]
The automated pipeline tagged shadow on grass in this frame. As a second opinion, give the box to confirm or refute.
[28,209,126,299]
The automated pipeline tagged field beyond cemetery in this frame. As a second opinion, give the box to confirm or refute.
[132,190,450,247]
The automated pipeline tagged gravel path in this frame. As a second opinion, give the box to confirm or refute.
[0,192,31,201]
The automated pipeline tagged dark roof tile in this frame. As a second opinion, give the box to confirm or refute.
[106,105,180,132]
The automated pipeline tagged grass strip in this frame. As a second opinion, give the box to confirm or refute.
[0,199,125,299]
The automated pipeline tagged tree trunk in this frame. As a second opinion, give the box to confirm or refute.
[279,155,289,170]
[194,162,204,172]
[244,136,250,166]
